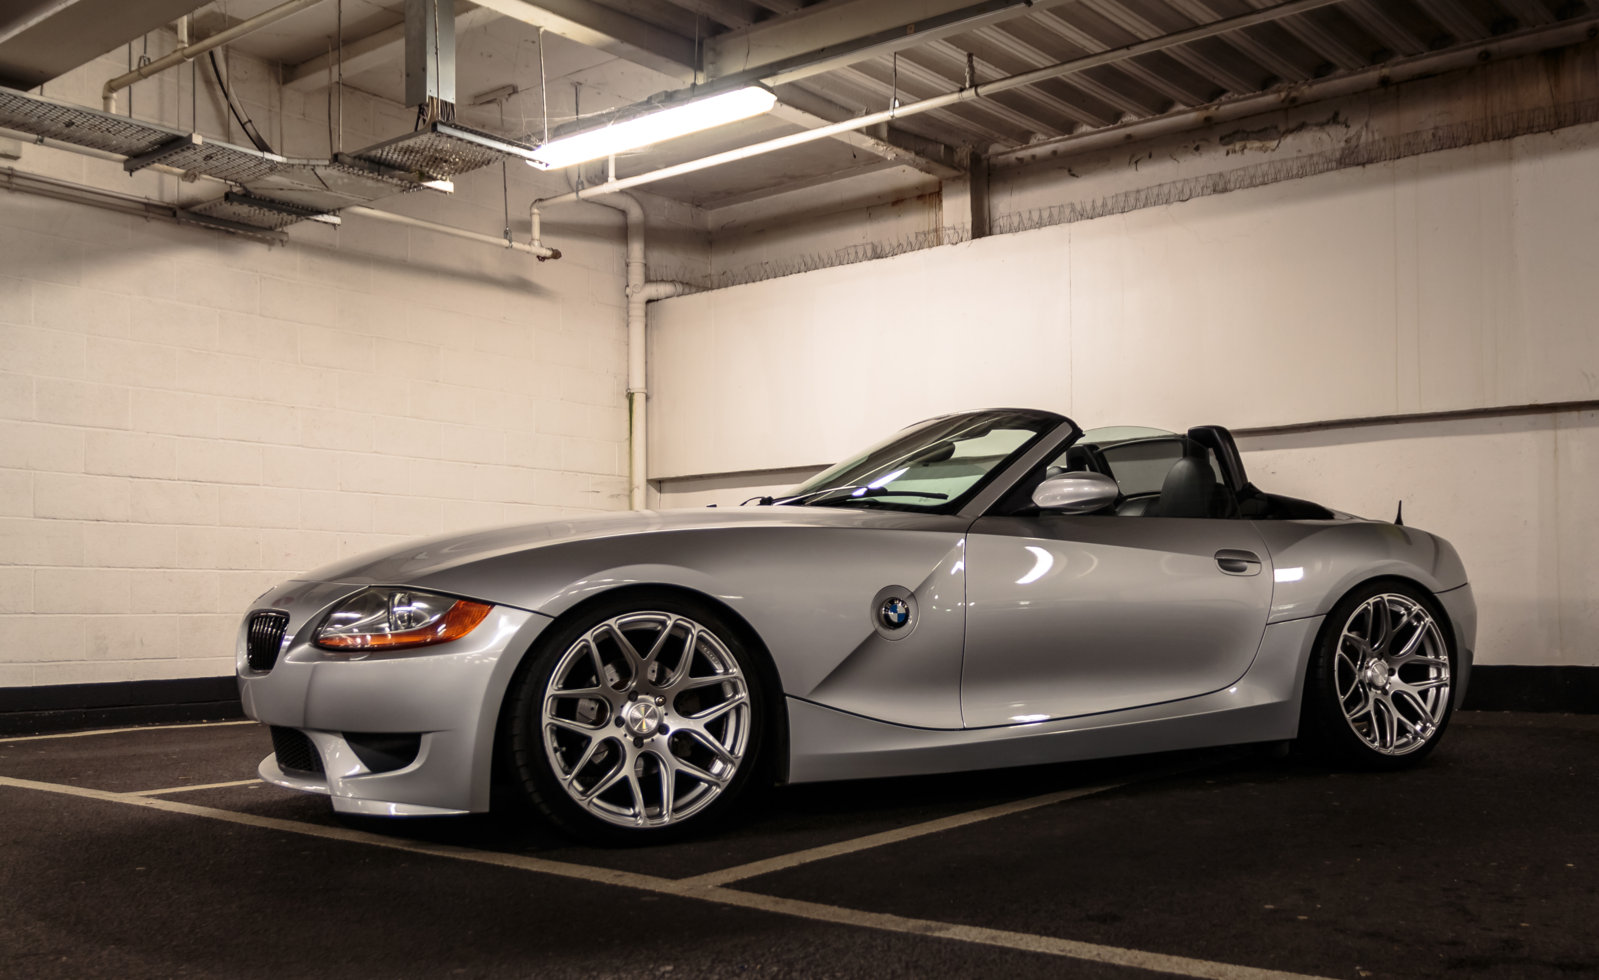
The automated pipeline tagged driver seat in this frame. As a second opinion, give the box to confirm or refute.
[1154,451,1221,518]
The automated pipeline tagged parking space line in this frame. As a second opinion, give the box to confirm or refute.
[682,780,1127,887]
[130,778,264,796]
[0,772,1337,980]
[0,720,256,744]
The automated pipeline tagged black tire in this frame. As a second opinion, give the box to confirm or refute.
[1299,580,1456,770]
[504,590,766,844]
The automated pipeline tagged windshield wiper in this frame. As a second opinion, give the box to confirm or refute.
[770,485,949,507]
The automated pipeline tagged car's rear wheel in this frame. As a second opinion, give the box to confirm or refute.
[1301,581,1455,769]
[506,593,763,843]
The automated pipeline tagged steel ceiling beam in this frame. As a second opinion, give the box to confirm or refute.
[1081,0,1260,95]
[1240,0,1367,70]
[1498,0,1555,28]
[669,0,762,31]
[1165,0,1310,83]
[532,0,1354,208]
[702,0,1054,86]
[1027,8,1209,108]
[825,64,1024,144]
[769,89,964,177]
[892,48,1072,138]
[960,26,1148,123]
[469,0,697,82]
[1339,0,1426,56]
[1413,0,1490,42]
[0,0,211,89]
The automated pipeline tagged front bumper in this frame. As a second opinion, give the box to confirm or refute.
[237,580,552,815]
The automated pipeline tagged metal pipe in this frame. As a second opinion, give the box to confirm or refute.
[589,193,650,510]
[0,165,183,222]
[103,0,324,111]
[347,205,561,258]
[532,0,1346,208]
[581,192,700,509]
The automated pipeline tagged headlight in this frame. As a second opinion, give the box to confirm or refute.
[314,588,493,651]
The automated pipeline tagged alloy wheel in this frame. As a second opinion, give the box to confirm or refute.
[1333,592,1451,756]
[539,611,752,828]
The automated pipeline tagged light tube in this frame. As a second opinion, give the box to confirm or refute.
[526,86,777,170]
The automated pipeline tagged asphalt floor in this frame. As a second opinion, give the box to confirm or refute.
[0,711,1594,980]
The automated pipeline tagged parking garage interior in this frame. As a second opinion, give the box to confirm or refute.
[2,1,1597,977]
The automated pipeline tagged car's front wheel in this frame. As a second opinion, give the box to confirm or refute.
[1301,581,1456,769]
[506,593,763,842]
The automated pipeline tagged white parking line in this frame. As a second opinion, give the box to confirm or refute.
[130,778,264,796]
[682,780,1127,887]
[0,773,1337,980]
[0,720,256,744]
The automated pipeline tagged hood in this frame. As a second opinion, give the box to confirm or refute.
[299,506,970,586]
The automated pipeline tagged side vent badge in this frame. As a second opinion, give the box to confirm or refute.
[870,586,918,640]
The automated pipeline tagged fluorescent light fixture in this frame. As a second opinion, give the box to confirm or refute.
[526,86,777,170]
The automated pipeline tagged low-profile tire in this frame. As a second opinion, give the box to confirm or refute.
[505,591,765,844]
[1300,580,1456,770]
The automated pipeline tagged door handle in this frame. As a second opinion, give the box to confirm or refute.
[1215,549,1263,575]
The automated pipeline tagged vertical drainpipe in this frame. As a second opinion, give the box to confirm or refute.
[588,192,693,510]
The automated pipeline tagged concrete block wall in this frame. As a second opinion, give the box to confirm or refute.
[0,40,687,688]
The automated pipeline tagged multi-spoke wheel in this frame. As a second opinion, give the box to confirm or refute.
[1301,582,1456,769]
[506,594,764,841]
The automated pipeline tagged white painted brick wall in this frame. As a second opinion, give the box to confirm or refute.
[0,189,633,684]
[0,45,667,687]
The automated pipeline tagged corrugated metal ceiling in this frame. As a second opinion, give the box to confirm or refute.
[2,0,1594,222]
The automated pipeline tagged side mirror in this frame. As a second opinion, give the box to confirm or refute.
[1032,471,1119,514]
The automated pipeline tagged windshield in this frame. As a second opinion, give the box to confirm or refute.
[776,409,1062,512]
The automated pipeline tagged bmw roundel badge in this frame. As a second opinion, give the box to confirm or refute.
[879,596,911,629]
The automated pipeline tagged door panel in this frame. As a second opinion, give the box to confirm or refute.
[962,516,1273,728]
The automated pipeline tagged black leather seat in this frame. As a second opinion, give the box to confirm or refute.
[1154,452,1221,518]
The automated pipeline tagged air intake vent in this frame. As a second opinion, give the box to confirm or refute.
[270,727,324,775]
[246,610,290,672]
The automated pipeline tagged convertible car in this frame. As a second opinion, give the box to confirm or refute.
[237,408,1474,841]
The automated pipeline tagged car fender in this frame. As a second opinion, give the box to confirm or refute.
[1252,519,1470,624]
[405,523,973,729]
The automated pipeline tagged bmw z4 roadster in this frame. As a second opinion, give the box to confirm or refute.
[238,409,1474,842]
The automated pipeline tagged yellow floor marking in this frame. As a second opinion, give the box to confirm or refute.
[0,773,1337,980]
[683,780,1126,887]
[130,778,264,796]
[0,720,257,744]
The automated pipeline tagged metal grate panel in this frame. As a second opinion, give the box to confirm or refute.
[0,87,183,156]
[186,193,337,231]
[352,122,541,179]
[246,610,290,672]
[0,87,295,184]
[270,727,324,775]
[155,142,290,184]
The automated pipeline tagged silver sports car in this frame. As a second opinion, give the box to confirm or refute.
[237,409,1474,842]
